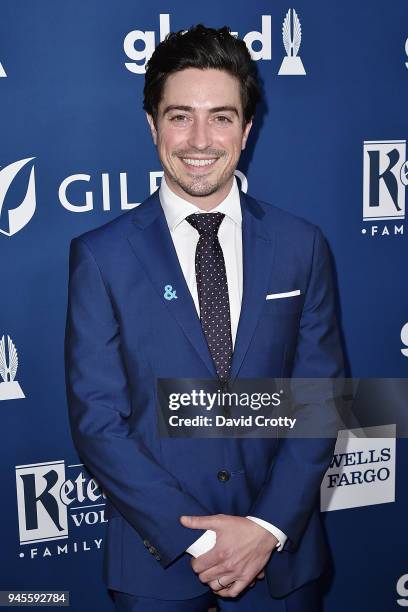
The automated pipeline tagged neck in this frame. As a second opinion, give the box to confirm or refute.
[164,173,234,211]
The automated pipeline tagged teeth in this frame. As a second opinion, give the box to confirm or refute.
[182,158,217,167]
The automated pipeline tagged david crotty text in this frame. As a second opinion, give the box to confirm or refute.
[168,415,297,428]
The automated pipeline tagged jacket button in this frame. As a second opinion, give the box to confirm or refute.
[217,470,230,482]
[148,546,156,554]
[143,539,150,547]
[154,553,161,561]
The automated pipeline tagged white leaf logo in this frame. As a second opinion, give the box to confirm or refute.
[0,157,36,236]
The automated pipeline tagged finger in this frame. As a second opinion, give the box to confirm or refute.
[216,579,246,598]
[180,514,221,530]
[209,580,223,593]
[191,548,225,575]
[196,560,233,582]
[208,577,235,593]
[198,559,265,584]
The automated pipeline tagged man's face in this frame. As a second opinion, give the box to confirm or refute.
[146,67,252,206]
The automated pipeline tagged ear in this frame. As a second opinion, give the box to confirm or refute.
[241,118,253,151]
[146,113,158,145]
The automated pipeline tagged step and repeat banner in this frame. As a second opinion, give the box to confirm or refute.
[1,2,407,611]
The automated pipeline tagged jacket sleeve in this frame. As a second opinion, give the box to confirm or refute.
[64,237,209,568]
[248,226,344,551]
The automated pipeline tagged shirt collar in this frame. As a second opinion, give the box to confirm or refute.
[159,174,242,232]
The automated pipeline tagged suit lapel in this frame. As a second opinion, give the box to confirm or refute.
[127,191,217,377]
[229,191,276,381]
[126,189,276,381]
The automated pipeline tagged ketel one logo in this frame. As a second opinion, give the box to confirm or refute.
[363,140,407,237]
[0,334,25,400]
[16,460,107,550]
[278,8,306,76]
[0,158,36,237]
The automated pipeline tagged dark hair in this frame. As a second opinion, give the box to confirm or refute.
[143,24,261,126]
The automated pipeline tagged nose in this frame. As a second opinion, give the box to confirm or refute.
[187,117,212,151]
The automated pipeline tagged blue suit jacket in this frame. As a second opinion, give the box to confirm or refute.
[64,188,344,599]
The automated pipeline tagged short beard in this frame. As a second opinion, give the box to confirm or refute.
[167,166,234,198]
[172,176,221,198]
[166,149,233,198]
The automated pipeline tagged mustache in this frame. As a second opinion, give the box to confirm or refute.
[173,149,226,158]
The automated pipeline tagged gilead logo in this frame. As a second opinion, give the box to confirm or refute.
[124,14,272,74]
[1,164,248,233]
[0,158,36,236]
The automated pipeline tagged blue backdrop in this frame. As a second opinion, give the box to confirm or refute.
[1,2,407,610]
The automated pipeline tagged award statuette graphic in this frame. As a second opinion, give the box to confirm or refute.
[0,335,25,400]
[278,8,306,76]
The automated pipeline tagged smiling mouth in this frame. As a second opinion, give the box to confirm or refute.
[180,157,218,168]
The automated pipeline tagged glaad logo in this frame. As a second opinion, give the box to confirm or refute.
[0,335,25,401]
[401,323,408,357]
[278,8,306,76]
[124,14,272,74]
[16,460,107,559]
[362,140,407,238]
[124,14,170,75]
[0,158,36,237]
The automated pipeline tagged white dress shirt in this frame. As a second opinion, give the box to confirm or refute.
[159,174,287,556]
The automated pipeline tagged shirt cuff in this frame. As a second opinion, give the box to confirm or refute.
[185,529,216,558]
[246,516,287,552]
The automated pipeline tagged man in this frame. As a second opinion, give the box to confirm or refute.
[64,24,344,612]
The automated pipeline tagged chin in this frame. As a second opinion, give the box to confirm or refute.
[181,182,219,198]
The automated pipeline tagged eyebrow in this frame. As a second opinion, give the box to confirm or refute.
[162,105,240,118]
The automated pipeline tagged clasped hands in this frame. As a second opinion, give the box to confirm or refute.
[180,514,277,598]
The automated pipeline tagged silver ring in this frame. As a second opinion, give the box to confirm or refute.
[217,577,234,589]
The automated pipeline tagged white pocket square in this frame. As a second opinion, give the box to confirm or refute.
[265,290,301,300]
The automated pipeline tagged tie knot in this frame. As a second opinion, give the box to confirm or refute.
[186,212,225,237]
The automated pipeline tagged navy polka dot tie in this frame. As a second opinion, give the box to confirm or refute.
[186,212,233,383]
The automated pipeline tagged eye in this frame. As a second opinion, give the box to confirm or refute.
[169,114,189,123]
[214,115,233,124]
